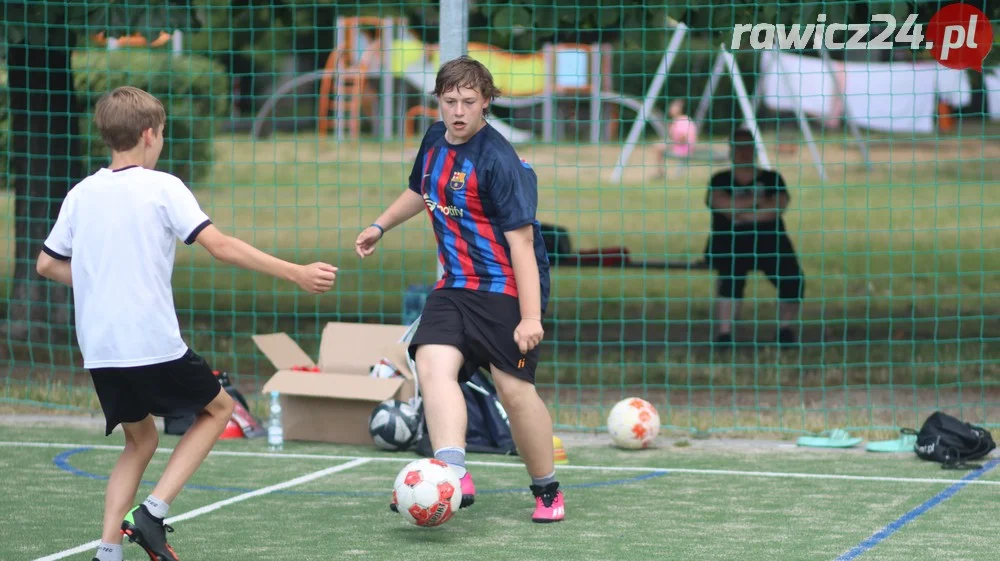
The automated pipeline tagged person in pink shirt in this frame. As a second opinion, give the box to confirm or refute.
[656,99,697,179]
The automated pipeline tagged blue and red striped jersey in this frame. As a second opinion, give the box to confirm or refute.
[409,121,550,313]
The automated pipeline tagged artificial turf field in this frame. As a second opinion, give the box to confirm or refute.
[2,423,998,561]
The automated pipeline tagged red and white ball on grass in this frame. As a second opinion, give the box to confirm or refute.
[392,458,463,527]
[607,397,661,449]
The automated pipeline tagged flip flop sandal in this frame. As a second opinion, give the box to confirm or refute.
[797,428,864,448]
[865,428,918,453]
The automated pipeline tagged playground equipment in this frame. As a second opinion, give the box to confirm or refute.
[305,16,660,145]
[610,19,871,184]
[91,30,184,54]
[733,45,872,180]
[317,17,407,141]
[396,42,627,144]
[250,17,672,148]
[313,16,533,143]
[692,44,775,171]
[610,21,687,182]
[691,45,871,182]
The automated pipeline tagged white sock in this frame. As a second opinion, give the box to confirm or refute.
[94,542,122,561]
[434,447,468,478]
[142,495,169,519]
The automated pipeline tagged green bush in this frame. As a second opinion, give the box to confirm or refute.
[73,48,229,185]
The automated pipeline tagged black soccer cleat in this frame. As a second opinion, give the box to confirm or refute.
[121,505,180,561]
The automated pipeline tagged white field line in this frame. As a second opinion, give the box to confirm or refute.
[32,458,370,561]
[6,440,1000,487]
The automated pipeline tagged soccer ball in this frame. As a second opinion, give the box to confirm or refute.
[368,399,420,451]
[607,397,660,449]
[392,459,462,527]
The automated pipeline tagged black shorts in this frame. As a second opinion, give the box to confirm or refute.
[89,348,222,436]
[711,231,805,301]
[408,288,540,384]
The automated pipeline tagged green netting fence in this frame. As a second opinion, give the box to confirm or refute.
[2,1,998,437]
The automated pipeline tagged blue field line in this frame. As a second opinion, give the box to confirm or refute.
[53,447,668,497]
[834,458,999,561]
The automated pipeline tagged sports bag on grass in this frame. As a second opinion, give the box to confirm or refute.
[413,370,518,457]
[914,411,995,469]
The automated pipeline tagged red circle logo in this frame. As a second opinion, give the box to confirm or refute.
[926,4,993,71]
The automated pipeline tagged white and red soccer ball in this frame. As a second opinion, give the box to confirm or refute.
[607,397,661,449]
[392,459,462,527]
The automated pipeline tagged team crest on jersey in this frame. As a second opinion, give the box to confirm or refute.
[449,171,467,191]
[520,158,532,169]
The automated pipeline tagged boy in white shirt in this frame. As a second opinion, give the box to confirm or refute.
[36,86,337,561]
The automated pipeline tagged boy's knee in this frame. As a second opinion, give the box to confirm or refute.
[414,345,464,384]
[124,422,159,455]
[492,370,537,407]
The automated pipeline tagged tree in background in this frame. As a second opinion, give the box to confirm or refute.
[0,0,198,350]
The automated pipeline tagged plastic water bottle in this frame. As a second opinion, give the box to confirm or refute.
[267,391,283,451]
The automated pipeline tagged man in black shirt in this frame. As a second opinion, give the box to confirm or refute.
[705,128,805,345]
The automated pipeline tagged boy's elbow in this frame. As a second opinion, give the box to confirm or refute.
[205,235,234,262]
[36,254,57,279]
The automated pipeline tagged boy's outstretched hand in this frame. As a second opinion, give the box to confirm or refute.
[295,263,337,293]
[355,226,383,258]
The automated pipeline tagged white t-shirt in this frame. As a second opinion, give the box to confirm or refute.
[43,166,212,369]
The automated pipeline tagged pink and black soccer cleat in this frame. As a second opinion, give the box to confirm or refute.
[530,482,565,523]
[459,472,476,509]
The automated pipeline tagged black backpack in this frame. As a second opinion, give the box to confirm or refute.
[914,411,995,469]
[413,370,518,457]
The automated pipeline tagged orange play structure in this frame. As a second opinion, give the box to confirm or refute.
[89,30,182,53]
[91,31,174,48]
[317,17,394,140]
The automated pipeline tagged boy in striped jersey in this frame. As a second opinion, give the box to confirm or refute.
[355,56,564,523]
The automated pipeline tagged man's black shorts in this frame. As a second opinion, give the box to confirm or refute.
[710,230,805,300]
[89,348,221,436]
[408,288,540,384]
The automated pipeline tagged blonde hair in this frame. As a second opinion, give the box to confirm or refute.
[93,86,166,152]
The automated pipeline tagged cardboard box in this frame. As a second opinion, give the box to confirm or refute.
[253,322,416,446]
